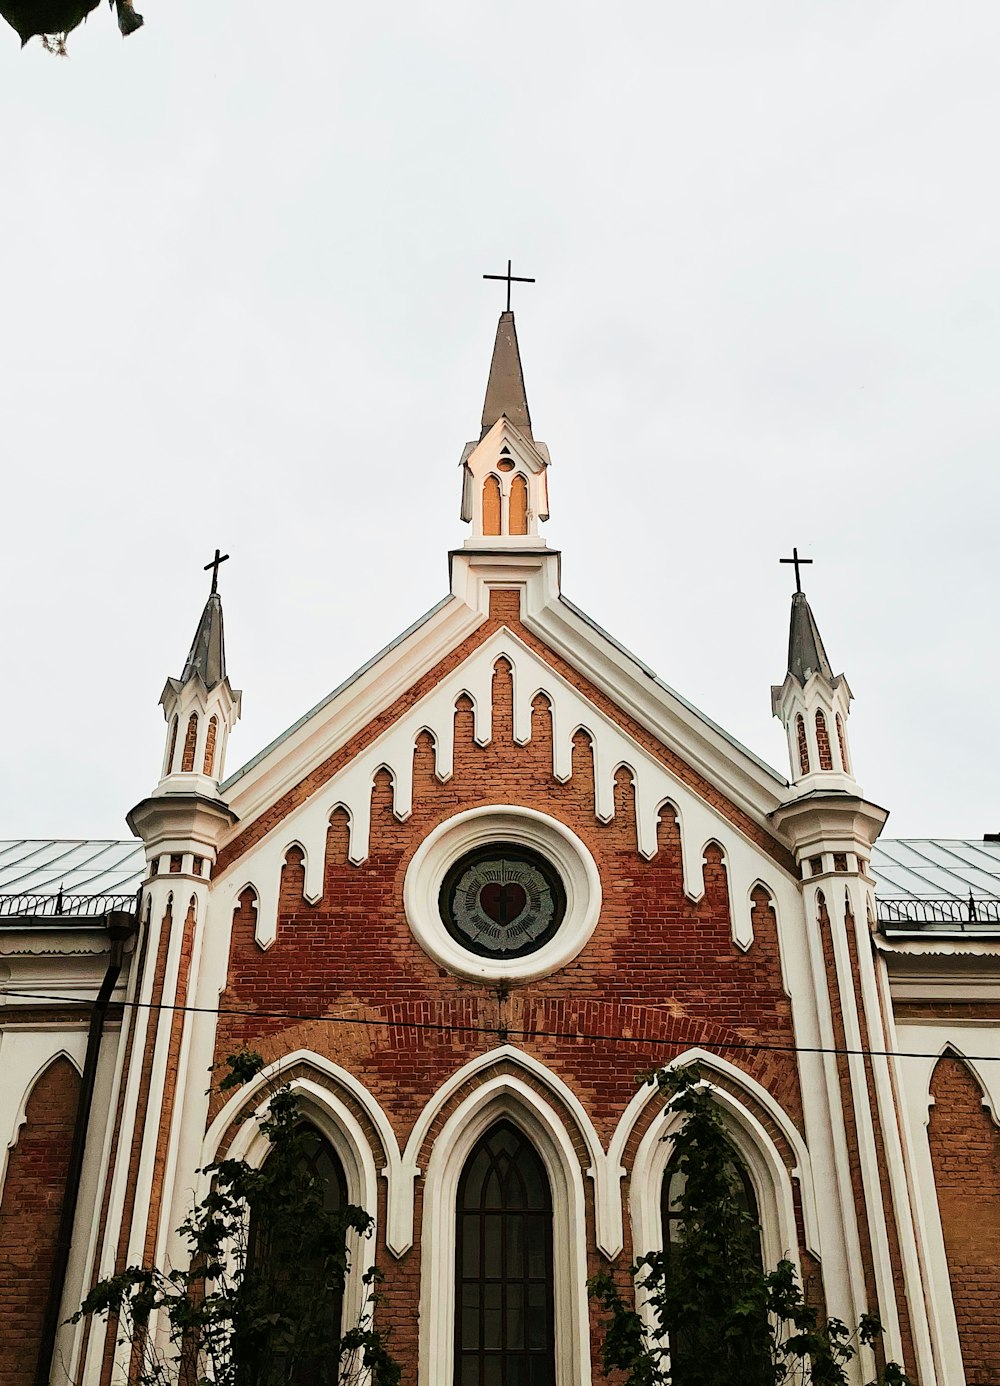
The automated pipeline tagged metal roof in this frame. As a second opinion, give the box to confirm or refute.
[0,840,145,898]
[870,839,1000,901]
[2,837,998,907]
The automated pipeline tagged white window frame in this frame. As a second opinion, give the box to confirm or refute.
[417,1074,592,1386]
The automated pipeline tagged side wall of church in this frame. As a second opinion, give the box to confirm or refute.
[928,1053,1000,1383]
[0,1053,81,1386]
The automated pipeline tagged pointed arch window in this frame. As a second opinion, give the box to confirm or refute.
[181,712,199,773]
[483,475,502,536]
[248,1125,348,1386]
[661,1146,766,1383]
[455,1119,555,1386]
[509,474,528,535]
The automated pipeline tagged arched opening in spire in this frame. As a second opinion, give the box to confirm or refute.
[483,475,502,536]
[181,712,199,773]
[795,714,810,776]
[509,474,528,535]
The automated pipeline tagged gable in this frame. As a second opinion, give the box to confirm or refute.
[213,586,797,953]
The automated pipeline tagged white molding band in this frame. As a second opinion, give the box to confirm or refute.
[608,1045,819,1260]
[202,1049,410,1256]
[401,1044,623,1259]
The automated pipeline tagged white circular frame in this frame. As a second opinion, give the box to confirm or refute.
[404,805,602,982]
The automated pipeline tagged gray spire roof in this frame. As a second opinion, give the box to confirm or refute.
[481,311,532,440]
[181,591,227,689]
[787,590,835,685]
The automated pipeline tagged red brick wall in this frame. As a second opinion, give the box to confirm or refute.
[929,1054,1000,1385]
[0,1055,81,1386]
[211,619,807,1379]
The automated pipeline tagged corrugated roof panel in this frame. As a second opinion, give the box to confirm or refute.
[871,840,1000,900]
[2,838,999,904]
[0,840,145,898]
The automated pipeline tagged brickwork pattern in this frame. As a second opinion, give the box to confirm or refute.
[835,713,849,773]
[929,1054,1000,1385]
[796,714,810,776]
[815,711,833,771]
[203,715,219,777]
[0,1056,81,1386]
[212,622,806,1381]
[181,713,198,774]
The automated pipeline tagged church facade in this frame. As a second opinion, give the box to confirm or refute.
[2,313,999,1386]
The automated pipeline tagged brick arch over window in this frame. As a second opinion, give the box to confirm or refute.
[928,1050,1000,1382]
[0,1055,81,1386]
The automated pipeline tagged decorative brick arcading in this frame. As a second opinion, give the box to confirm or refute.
[796,715,810,776]
[0,1056,81,1386]
[815,711,833,771]
[928,1054,1000,1382]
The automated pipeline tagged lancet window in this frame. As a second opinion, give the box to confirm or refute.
[455,1119,555,1386]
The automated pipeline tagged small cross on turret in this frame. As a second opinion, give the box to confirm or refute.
[204,548,230,596]
[780,546,812,594]
[483,259,535,314]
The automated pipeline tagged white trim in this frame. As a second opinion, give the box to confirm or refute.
[402,1044,623,1258]
[215,1076,380,1336]
[610,1047,818,1262]
[628,1080,803,1277]
[403,805,602,984]
[417,1074,591,1386]
[201,1049,410,1257]
[0,1044,83,1203]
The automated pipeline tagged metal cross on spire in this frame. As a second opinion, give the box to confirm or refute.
[780,546,813,594]
[483,259,535,313]
[204,548,230,595]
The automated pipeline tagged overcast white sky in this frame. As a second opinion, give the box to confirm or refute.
[1,1,997,843]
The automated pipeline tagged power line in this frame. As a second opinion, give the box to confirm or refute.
[1,986,995,1064]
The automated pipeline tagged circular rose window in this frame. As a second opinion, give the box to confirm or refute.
[439,843,566,959]
[403,806,602,983]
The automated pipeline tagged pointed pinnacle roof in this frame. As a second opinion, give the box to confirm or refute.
[481,310,532,441]
[180,590,227,690]
[787,590,835,685]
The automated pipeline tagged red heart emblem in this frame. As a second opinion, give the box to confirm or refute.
[480,881,528,926]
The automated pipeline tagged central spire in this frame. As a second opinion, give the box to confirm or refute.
[481,311,533,441]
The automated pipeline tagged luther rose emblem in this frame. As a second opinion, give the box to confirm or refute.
[439,844,566,959]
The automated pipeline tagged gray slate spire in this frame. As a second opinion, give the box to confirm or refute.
[786,590,835,686]
[180,591,227,689]
[481,311,533,440]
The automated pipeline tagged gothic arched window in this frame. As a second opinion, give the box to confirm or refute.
[248,1125,349,1386]
[455,1120,555,1386]
[661,1146,766,1383]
